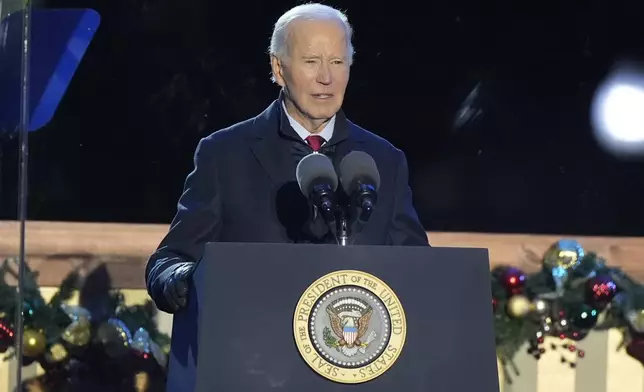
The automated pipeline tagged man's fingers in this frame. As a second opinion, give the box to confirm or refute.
[161,263,194,313]
[163,280,180,312]
[175,295,187,308]
[175,278,189,298]
[167,273,189,310]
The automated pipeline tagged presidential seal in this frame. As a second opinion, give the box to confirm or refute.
[293,270,406,384]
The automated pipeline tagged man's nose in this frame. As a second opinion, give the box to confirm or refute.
[316,64,332,85]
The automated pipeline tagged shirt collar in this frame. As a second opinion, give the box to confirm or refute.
[281,101,335,142]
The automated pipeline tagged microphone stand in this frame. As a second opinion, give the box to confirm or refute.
[337,210,349,246]
[335,185,378,246]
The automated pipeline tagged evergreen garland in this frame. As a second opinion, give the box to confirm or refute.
[0,258,169,391]
[493,240,644,384]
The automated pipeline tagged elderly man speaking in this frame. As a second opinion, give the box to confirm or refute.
[145,3,429,314]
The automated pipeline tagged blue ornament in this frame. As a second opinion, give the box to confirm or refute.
[543,239,585,291]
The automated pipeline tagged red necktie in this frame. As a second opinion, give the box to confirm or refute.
[305,135,325,152]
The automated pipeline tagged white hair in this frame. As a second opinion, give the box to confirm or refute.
[269,3,354,82]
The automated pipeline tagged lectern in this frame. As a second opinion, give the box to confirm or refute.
[167,243,499,392]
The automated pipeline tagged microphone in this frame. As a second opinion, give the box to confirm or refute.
[296,153,339,225]
[339,151,381,222]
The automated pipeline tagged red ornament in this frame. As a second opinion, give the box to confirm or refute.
[0,321,13,337]
[0,320,14,354]
[567,330,587,341]
[501,267,526,294]
[585,276,617,308]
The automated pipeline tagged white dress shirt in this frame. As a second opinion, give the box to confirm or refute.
[282,101,335,144]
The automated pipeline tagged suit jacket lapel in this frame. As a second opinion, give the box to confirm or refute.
[249,93,368,186]
[249,99,301,186]
[323,114,367,172]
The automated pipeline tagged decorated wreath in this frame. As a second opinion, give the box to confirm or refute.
[493,239,644,383]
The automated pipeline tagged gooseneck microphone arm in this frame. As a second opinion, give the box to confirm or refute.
[309,182,337,227]
[337,211,349,246]
[354,182,378,222]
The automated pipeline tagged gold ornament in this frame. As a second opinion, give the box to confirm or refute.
[45,343,68,362]
[543,240,584,271]
[60,304,92,347]
[62,317,91,346]
[507,295,531,318]
[543,240,584,292]
[134,371,150,392]
[22,329,46,358]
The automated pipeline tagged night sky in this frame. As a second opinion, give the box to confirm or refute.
[1,0,644,236]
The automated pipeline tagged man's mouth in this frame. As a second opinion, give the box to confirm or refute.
[312,93,334,99]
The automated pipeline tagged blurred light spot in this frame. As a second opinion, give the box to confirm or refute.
[591,64,644,157]
[453,82,483,131]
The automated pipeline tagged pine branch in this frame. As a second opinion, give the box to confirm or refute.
[494,311,538,363]
[49,271,80,308]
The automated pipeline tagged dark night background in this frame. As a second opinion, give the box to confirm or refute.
[1,0,644,236]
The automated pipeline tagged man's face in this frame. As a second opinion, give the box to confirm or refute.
[271,19,350,129]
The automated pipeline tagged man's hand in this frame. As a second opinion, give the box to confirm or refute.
[162,262,195,313]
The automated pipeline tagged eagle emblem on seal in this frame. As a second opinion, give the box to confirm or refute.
[323,297,378,357]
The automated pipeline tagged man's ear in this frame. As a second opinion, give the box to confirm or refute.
[270,55,286,87]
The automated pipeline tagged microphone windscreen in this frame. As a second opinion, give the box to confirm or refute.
[296,153,339,196]
[339,151,381,194]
